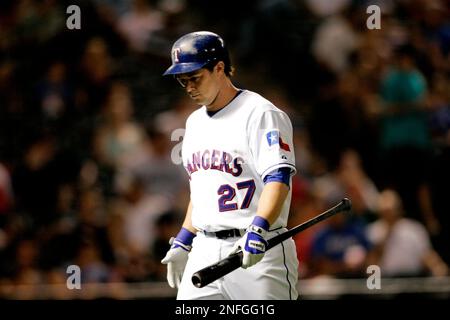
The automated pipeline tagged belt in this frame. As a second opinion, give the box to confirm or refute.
[202,229,245,239]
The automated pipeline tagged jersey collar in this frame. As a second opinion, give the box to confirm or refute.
[205,89,244,118]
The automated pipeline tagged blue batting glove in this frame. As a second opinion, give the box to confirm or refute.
[230,216,269,269]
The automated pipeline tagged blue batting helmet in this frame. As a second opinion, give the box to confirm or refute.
[163,31,230,76]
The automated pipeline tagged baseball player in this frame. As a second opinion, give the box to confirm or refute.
[161,31,299,300]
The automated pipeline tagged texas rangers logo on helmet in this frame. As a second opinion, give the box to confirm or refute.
[172,48,181,63]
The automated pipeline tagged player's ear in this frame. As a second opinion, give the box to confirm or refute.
[215,61,225,75]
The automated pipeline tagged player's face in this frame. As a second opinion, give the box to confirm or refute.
[175,65,221,107]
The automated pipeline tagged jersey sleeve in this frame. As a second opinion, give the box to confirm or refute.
[263,167,291,187]
[248,109,297,179]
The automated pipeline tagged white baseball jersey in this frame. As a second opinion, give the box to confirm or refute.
[182,89,296,232]
[178,89,299,300]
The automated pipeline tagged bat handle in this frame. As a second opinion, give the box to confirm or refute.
[192,251,243,288]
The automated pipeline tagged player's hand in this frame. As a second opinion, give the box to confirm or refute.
[161,228,196,288]
[230,216,269,269]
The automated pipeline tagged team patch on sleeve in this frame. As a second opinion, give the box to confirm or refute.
[266,130,291,151]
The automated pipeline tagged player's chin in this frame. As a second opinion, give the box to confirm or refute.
[190,94,203,103]
[194,96,211,106]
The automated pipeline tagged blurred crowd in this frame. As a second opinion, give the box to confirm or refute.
[0,0,449,293]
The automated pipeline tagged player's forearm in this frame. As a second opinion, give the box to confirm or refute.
[256,181,289,226]
[182,201,197,234]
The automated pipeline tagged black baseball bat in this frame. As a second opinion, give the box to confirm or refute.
[191,198,352,288]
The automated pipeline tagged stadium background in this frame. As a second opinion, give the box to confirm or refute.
[0,0,449,299]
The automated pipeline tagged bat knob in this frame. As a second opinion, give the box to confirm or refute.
[342,198,352,212]
[192,273,202,288]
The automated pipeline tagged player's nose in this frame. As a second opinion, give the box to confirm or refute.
[186,82,196,93]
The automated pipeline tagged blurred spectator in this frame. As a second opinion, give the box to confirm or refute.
[106,192,164,283]
[115,125,188,202]
[418,0,450,68]
[153,94,197,136]
[305,0,352,18]
[73,240,116,283]
[335,149,379,221]
[117,0,166,53]
[308,68,378,170]
[11,237,43,286]
[77,37,115,113]
[366,189,448,277]
[311,149,379,221]
[37,183,78,270]
[379,43,438,229]
[119,175,170,256]
[11,134,60,229]
[13,0,65,45]
[93,0,132,20]
[311,5,360,74]
[309,209,372,278]
[380,44,427,110]
[36,186,117,277]
[105,199,129,266]
[35,61,73,122]
[93,81,146,172]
